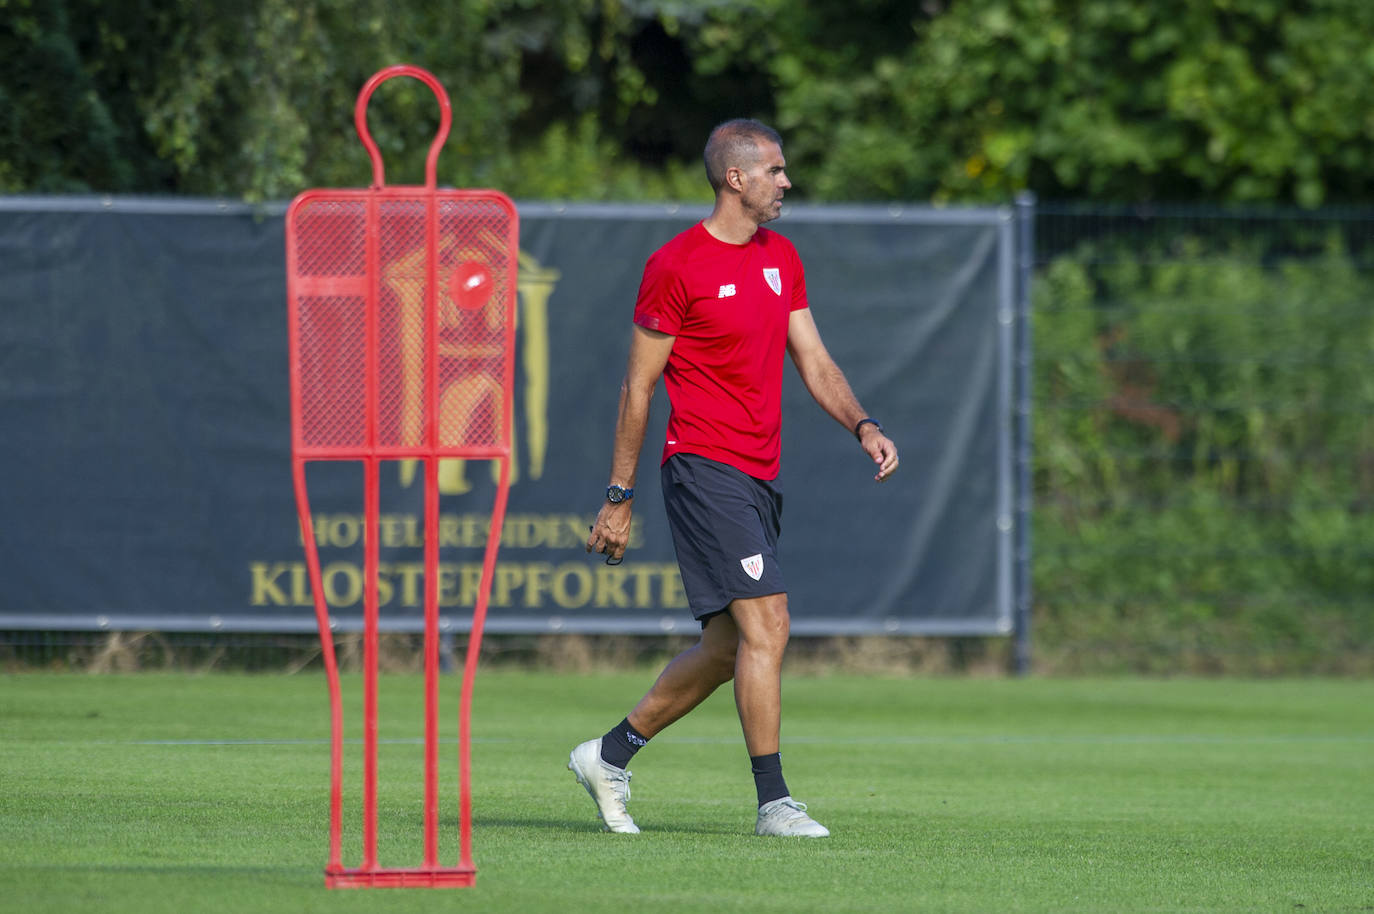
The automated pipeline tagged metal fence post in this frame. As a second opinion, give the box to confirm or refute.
[1014,192,1036,676]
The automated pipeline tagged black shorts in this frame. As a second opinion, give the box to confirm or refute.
[661,453,786,621]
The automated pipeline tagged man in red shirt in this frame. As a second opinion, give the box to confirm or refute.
[573,119,899,837]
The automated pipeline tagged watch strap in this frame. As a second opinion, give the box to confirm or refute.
[854,418,883,440]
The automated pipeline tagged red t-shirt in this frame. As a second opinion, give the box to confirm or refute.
[634,222,809,480]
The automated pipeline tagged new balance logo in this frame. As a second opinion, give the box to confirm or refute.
[718,283,737,298]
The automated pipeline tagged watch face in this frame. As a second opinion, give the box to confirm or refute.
[607,486,626,503]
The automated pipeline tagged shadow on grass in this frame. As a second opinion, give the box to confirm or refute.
[466,815,742,837]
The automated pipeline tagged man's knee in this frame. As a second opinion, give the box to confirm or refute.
[699,612,739,681]
[707,643,737,683]
[730,593,790,654]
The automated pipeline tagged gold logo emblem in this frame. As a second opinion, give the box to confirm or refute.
[391,242,560,493]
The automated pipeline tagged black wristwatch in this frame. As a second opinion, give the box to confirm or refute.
[854,418,883,440]
[606,485,635,504]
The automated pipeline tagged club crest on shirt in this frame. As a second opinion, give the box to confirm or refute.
[763,267,781,296]
[740,553,765,581]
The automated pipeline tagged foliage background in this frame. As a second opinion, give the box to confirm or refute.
[1032,208,1374,673]
[2,0,1371,673]
[6,0,1374,206]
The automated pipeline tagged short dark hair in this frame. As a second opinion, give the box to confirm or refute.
[703,119,783,192]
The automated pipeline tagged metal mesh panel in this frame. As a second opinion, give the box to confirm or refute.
[288,192,516,457]
[434,197,514,452]
[292,199,368,450]
[376,198,428,450]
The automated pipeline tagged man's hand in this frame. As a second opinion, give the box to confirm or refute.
[586,501,633,563]
[860,425,899,482]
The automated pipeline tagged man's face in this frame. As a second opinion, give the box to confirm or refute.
[737,141,791,225]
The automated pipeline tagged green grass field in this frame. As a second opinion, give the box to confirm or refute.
[2,671,1371,913]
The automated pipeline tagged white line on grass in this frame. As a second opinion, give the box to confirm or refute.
[92,734,1374,747]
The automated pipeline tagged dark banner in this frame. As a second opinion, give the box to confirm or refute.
[0,198,1015,635]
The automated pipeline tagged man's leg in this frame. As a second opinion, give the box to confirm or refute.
[625,611,738,737]
[725,593,789,756]
[729,592,830,838]
[568,614,737,833]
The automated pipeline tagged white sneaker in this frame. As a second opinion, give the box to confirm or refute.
[568,738,640,834]
[755,796,830,837]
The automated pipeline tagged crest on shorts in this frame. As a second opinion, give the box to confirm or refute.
[740,553,765,581]
[763,268,781,296]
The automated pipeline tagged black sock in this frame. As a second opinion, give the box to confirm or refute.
[750,752,789,807]
[599,717,649,769]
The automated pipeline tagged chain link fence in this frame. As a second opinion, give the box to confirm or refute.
[4,200,1371,674]
[1030,202,1374,673]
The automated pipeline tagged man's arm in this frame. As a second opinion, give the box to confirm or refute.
[586,323,676,562]
[786,307,899,481]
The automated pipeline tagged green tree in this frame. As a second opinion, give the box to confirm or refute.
[765,0,1374,205]
[0,0,709,200]
[4,0,1374,204]
[1031,223,1374,673]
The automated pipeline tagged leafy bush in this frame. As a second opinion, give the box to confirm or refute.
[6,0,1374,205]
[1032,215,1374,672]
